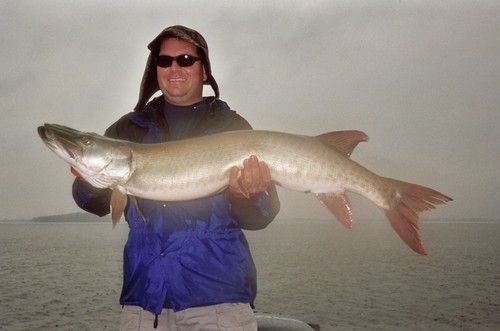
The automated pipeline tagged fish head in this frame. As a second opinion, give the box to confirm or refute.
[38,124,132,189]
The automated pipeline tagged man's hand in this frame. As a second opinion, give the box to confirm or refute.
[229,155,271,199]
[71,166,84,179]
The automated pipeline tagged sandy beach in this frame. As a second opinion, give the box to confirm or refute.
[1,219,499,330]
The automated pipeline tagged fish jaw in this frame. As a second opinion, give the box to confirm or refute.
[38,124,84,166]
[38,124,133,189]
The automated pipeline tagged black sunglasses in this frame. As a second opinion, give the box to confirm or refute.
[155,54,202,68]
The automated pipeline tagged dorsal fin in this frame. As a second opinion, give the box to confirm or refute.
[316,130,369,157]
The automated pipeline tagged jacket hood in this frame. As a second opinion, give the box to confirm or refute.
[134,25,220,112]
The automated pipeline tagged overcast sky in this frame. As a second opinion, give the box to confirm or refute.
[1,0,499,221]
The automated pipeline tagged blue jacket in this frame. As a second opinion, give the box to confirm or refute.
[72,97,280,314]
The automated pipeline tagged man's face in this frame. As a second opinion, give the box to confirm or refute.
[157,38,207,106]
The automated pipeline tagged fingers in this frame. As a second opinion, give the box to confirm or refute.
[229,155,271,199]
[229,166,250,198]
[71,166,84,180]
[242,156,271,192]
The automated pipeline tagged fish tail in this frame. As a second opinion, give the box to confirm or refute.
[383,179,452,255]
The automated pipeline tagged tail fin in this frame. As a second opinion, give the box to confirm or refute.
[383,180,452,255]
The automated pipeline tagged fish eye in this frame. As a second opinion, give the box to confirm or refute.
[82,136,93,146]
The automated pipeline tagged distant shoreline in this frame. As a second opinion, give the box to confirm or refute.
[0,212,110,223]
[32,212,110,223]
[1,213,499,224]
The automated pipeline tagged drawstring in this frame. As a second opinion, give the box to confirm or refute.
[154,313,159,329]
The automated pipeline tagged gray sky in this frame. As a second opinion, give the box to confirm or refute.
[1,0,499,221]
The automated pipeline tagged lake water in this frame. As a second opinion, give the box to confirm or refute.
[1,219,499,330]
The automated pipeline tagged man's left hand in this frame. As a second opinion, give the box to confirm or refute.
[229,155,271,199]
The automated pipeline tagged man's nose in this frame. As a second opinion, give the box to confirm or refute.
[170,60,181,70]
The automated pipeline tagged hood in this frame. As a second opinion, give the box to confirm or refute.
[134,25,220,112]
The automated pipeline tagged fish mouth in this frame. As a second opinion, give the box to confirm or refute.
[38,124,83,161]
[37,125,50,144]
[38,125,60,152]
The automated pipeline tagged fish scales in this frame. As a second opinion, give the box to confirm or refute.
[127,131,374,202]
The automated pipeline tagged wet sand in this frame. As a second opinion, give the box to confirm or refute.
[1,219,498,330]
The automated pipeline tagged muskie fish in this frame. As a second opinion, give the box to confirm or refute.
[38,123,452,255]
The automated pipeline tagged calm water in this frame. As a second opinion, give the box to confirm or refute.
[1,220,499,330]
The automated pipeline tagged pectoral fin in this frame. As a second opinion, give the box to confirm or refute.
[316,192,354,229]
[110,189,128,228]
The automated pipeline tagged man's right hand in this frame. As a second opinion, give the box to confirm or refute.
[71,167,84,180]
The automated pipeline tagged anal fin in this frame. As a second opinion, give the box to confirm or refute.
[316,192,354,229]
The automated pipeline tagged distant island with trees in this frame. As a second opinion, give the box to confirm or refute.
[31,212,111,223]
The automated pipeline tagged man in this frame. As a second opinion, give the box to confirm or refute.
[72,25,280,330]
